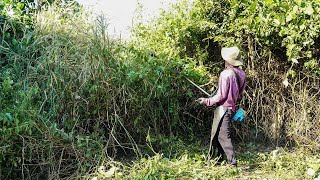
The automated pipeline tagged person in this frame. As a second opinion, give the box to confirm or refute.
[197,46,246,167]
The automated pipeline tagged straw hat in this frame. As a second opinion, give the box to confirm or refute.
[221,46,243,66]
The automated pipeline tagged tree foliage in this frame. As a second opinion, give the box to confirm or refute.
[133,0,320,73]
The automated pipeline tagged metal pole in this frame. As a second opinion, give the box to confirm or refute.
[184,77,211,97]
[176,70,211,97]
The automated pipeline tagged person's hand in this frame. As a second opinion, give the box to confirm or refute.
[196,98,206,105]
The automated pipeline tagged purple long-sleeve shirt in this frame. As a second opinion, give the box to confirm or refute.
[205,67,246,112]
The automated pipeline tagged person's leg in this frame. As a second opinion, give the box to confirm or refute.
[216,119,225,162]
[210,117,225,163]
[209,137,217,157]
[218,109,237,166]
[216,141,225,163]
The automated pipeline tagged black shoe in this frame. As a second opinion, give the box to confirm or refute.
[231,164,237,168]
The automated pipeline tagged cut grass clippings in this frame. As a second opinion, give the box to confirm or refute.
[87,142,320,179]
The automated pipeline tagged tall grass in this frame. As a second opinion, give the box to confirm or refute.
[0,3,205,178]
[241,44,320,148]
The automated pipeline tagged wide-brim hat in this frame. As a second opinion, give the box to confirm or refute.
[221,46,243,66]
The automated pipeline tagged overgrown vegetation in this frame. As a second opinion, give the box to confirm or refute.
[0,0,319,179]
[133,0,320,146]
[0,1,204,178]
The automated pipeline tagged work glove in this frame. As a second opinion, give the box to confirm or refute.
[196,98,206,105]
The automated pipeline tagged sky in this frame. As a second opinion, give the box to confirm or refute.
[76,0,180,39]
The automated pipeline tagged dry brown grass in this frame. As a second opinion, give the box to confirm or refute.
[237,38,320,149]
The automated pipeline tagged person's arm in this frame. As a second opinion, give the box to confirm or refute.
[205,75,230,106]
[205,94,220,106]
[197,73,230,106]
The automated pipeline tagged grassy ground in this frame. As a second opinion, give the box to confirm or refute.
[86,137,320,179]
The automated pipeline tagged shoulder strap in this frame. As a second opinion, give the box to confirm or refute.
[231,68,241,88]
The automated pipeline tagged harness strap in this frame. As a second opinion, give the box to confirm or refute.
[231,68,241,90]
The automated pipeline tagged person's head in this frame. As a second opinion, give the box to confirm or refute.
[221,46,243,68]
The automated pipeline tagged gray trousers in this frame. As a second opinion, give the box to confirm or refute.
[210,109,237,166]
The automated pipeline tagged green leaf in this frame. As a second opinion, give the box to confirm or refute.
[304,59,318,68]
[286,13,294,23]
[309,164,320,171]
[17,2,24,10]
[5,32,10,39]
[305,5,314,15]
[86,163,91,167]
[5,113,12,122]
[279,29,287,36]
[146,132,151,143]
[249,2,257,12]
[12,39,18,46]
[273,19,280,26]
[294,0,302,6]
[292,5,299,13]
[264,0,274,6]
[288,70,297,77]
